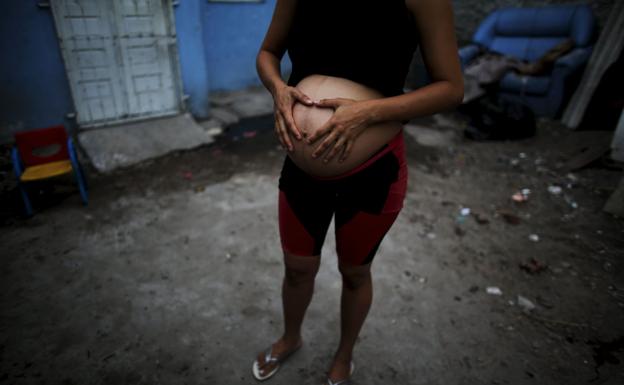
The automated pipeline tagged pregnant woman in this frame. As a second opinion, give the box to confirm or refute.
[254,0,463,383]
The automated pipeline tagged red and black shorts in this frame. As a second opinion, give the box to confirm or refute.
[278,130,408,265]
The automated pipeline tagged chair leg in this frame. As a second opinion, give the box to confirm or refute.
[17,182,34,217]
[11,146,33,216]
[67,137,88,205]
[74,165,89,205]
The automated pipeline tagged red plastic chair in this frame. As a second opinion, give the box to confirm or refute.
[11,125,88,216]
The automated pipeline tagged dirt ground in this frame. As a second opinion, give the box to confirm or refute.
[1,113,623,385]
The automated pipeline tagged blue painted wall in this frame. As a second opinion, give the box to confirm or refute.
[175,0,211,118]
[203,0,291,91]
[0,2,74,140]
[0,1,284,139]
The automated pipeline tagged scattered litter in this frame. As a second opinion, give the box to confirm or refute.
[512,188,531,202]
[519,152,527,159]
[510,158,520,166]
[426,232,436,239]
[519,257,547,274]
[243,130,257,139]
[225,252,232,261]
[496,209,521,225]
[205,126,223,137]
[418,276,427,284]
[528,234,540,242]
[455,207,471,224]
[473,212,490,225]
[547,185,563,195]
[486,286,503,295]
[194,185,205,193]
[517,295,535,311]
[536,296,554,309]
[182,171,193,180]
[564,195,578,209]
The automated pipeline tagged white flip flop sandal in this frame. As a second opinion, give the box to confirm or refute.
[326,361,355,385]
[252,343,302,381]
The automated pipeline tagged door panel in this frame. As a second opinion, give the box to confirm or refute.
[51,0,181,126]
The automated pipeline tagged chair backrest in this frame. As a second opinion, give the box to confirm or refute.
[14,125,69,167]
[473,4,596,61]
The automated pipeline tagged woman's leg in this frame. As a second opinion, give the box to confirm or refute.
[255,252,320,378]
[282,251,320,344]
[255,162,335,377]
[328,210,401,381]
[329,261,373,379]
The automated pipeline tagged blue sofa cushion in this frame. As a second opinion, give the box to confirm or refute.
[474,4,595,62]
[499,72,551,95]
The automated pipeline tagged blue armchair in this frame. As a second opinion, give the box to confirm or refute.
[459,4,596,118]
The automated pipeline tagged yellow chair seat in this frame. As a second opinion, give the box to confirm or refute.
[20,160,73,182]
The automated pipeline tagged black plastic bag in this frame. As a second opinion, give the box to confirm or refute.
[458,95,536,141]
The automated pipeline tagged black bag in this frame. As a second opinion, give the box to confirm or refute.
[459,95,536,141]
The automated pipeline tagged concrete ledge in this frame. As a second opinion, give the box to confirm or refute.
[78,113,215,173]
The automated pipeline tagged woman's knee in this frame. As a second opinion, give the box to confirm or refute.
[338,262,372,290]
[283,252,320,286]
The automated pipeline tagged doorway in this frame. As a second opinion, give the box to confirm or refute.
[51,0,183,127]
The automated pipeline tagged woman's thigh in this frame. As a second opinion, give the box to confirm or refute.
[334,210,400,266]
[278,157,336,257]
[333,146,408,266]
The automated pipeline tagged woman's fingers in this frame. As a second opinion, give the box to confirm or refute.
[281,107,303,140]
[276,112,293,151]
[314,98,348,109]
[339,140,354,163]
[323,136,347,163]
[312,131,339,159]
[293,89,314,106]
[306,119,334,144]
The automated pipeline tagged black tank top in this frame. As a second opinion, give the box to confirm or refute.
[286,0,418,98]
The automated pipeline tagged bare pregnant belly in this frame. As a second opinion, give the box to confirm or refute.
[288,75,402,177]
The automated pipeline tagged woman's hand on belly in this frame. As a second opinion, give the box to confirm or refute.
[272,84,315,151]
[306,97,375,163]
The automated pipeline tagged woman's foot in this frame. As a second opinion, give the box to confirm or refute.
[252,336,302,380]
[326,356,354,384]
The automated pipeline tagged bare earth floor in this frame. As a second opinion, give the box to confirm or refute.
[1,114,623,385]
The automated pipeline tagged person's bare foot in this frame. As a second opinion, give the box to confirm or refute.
[326,356,352,383]
[254,336,302,379]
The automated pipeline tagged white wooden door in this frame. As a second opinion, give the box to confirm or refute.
[51,0,182,127]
